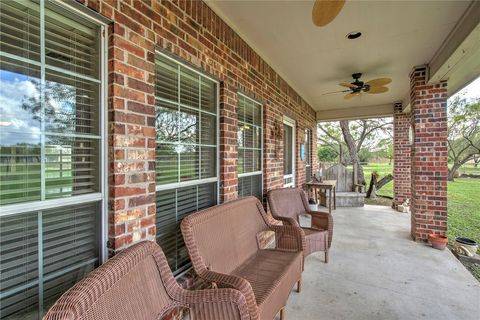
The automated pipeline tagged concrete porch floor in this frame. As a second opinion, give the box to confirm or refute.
[286,205,480,320]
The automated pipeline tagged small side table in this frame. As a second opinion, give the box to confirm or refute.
[306,180,337,214]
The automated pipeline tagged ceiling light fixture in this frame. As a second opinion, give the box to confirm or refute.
[346,31,362,40]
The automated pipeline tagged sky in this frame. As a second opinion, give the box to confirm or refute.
[450,76,480,101]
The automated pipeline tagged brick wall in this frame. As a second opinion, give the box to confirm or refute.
[77,0,317,253]
[393,103,411,208]
[409,66,448,241]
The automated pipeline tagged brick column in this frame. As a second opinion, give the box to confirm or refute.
[219,84,238,203]
[393,103,411,209]
[108,18,157,254]
[409,66,448,241]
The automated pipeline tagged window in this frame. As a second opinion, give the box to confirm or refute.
[283,117,296,187]
[155,53,218,273]
[305,129,312,182]
[0,1,106,318]
[237,94,263,199]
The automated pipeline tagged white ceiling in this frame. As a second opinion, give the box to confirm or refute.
[207,0,473,112]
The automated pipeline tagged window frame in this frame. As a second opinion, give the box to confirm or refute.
[283,116,296,187]
[0,0,108,261]
[237,93,263,198]
[154,51,220,275]
[0,0,109,317]
[154,51,220,198]
[305,128,312,181]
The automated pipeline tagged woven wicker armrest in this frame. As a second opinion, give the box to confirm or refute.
[180,287,250,320]
[197,270,259,320]
[306,210,332,229]
[306,210,333,247]
[272,215,299,227]
[269,224,306,252]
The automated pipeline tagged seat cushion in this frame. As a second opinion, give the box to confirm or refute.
[303,228,328,256]
[231,249,302,320]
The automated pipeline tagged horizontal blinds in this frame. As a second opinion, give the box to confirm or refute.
[0,1,103,319]
[0,202,99,319]
[156,182,217,272]
[0,5,100,206]
[239,175,263,200]
[305,129,312,181]
[155,54,218,273]
[0,1,41,61]
[238,94,263,198]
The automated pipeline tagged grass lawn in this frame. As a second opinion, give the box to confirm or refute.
[357,162,480,250]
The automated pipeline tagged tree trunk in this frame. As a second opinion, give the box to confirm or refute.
[366,173,378,198]
[448,162,462,181]
[340,120,366,185]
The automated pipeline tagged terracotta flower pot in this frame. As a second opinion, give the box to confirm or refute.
[428,234,448,250]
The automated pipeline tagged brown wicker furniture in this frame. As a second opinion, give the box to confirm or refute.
[181,197,305,320]
[267,188,333,263]
[44,241,250,320]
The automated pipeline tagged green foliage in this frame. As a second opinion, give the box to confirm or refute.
[448,178,480,253]
[447,96,480,177]
[317,146,338,162]
[361,162,480,253]
[358,149,373,162]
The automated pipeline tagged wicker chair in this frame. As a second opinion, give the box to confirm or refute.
[44,241,250,320]
[267,188,333,263]
[181,197,305,320]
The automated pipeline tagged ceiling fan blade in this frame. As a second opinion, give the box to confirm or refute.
[312,0,346,27]
[344,92,360,100]
[322,89,351,95]
[367,86,389,94]
[365,78,392,87]
[339,82,358,89]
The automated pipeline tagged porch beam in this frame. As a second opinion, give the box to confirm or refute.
[428,1,480,95]
[316,104,394,122]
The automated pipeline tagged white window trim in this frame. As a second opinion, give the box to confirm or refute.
[237,93,263,175]
[283,116,296,188]
[154,51,220,202]
[0,0,109,263]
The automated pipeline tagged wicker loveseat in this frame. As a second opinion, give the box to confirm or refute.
[267,188,333,263]
[181,197,305,320]
[44,241,250,320]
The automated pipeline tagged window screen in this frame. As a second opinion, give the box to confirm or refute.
[237,94,262,199]
[155,53,218,273]
[0,1,104,318]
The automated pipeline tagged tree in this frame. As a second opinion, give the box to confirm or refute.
[339,119,392,185]
[318,119,392,185]
[447,96,480,181]
[317,122,346,164]
[317,146,338,162]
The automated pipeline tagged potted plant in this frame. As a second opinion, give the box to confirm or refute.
[428,234,448,250]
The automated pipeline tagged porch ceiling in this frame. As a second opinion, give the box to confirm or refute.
[207,0,477,118]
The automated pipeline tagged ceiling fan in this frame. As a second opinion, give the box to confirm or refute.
[323,73,392,99]
[312,0,346,27]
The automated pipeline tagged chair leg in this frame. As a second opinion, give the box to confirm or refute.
[325,249,329,263]
[297,277,302,293]
[280,306,286,320]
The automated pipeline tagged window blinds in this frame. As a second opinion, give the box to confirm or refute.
[237,94,263,200]
[0,1,103,318]
[155,54,218,273]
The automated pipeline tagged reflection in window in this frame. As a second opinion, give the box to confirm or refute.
[237,94,263,200]
[0,1,104,319]
[155,53,218,273]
